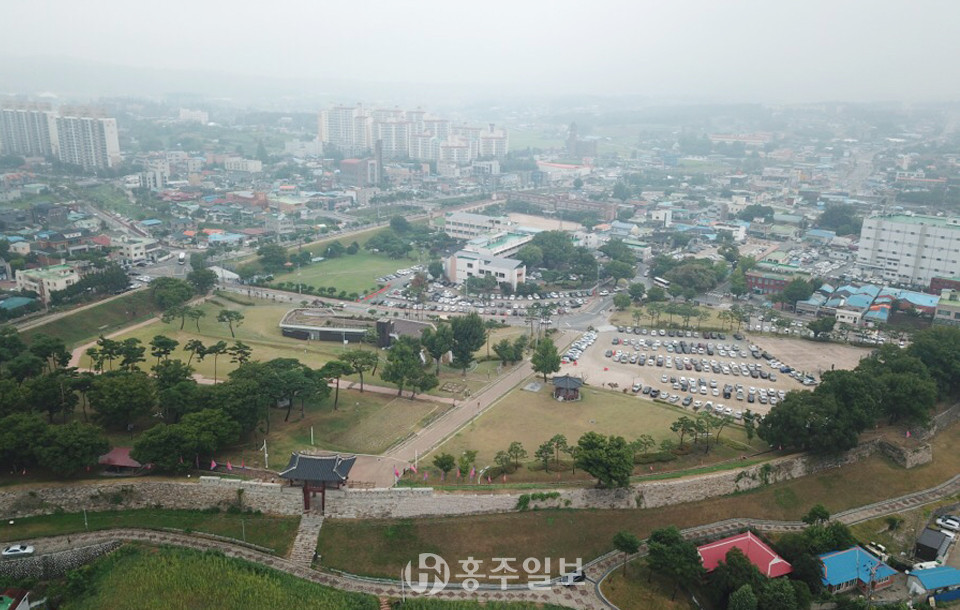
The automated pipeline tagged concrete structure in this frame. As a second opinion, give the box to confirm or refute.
[54,114,121,170]
[0,104,57,157]
[178,108,209,123]
[934,289,960,327]
[445,250,525,290]
[915,528,953,563]
[463,231,533,258]
[338,158,379,187]
[279,309,432,347]
[858,214,960,287]
[442,211,514,240]
[114,236,159,264]
[15,264,80,303]
[224,157,263,173]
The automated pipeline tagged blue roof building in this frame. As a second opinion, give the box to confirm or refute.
[909,565,960,602]
[819,546,897,594]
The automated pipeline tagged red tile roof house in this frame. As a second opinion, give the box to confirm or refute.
[697,531,793,578]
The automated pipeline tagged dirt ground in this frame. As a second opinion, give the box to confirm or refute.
[506,212,584,232]
[748,334,873,378]
[557,326,870,416]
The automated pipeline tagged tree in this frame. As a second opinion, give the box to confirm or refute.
[457,450,477,477]
[149,335,179,366]
[320,360,353,410]
[257,244,289,272]
[802,504,831,526]
[728,584,758,610]
[150,277,194,309]
[198,341,228,383]
[421,323,454,374]
[493,338,516,366]
[816,204,862,236]
[188,308,206,332]
[186,268,218,294]
[450,313,486,373]
[180,409,241,455]
[549,434,568,467]
[227,340,253,365]
[507,441,527,469]
[184,339,206,365]
[432,452,455,476]
[606,260,635,283]
[575,432,633,488]
[909,325,960,397]
[381,336,423,397]
[628,283,646,301]
[217,310,245,338]
[89,371,157,430]
[428,260,444,280]
[612,181,632,202]
[806,316,836,339]
[494,450,512,473]
[612,531,641,573]
[39,422,110,477]
[29,334,69,373]
[535,440,553,472]
[131,422,195,473]
[730,271,748,297]
[516,244,544,269]
[647,526,705,599]
[531,337,561,382]
[24,370,78,423]
[389,215,412,234]
[0,412,48,472]
[646,285,667,302]
[757,577,798,610]
[118,338,146,371]
[613,293,631,310]
[339,349,378,392]
[670,415,697,448]
[775,278,816,310]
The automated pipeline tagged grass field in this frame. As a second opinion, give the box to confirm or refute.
[508,129,564,151]
[20,289,161,348]
[64,545,378,610]
[0,509,299,555]
[318,412,960,579]
[271,249,405,296]
[601,564,696,610]
[436,384,763,476]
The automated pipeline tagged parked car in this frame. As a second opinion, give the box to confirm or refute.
[2,544,34,558]
[937,516,960,532]
[560,570,587,586]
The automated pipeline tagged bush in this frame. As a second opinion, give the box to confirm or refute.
[635,452,678,464]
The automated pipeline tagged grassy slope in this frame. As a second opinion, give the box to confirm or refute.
[270,249,404,296]
[20,290,161,348]
[64,545,377,610]
[318,417,960,580]
[602,564,696,610]
[1,509,299,555]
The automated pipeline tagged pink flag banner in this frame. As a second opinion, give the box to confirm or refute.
[210,459,217,470]
[226,461,233,471]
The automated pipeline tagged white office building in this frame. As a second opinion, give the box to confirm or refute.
[445,250,526,290]
[857,214,960,287]
[442,212,514,240]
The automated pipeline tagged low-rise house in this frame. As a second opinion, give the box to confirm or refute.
[697,531,793,578]
[819,546,897,594]
[907,565,960,602]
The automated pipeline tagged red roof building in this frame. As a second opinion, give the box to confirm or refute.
[98,447,143,470]
[697,531,792,578]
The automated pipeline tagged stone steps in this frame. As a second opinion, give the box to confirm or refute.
[288,513,325,566]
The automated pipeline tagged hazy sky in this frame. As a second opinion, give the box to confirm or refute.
[3,0,960,102]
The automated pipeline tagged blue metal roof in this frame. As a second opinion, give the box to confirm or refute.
[914,566,960,591]
[820,547,897,587]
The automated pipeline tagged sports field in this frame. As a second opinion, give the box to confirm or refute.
[271,249,405,296]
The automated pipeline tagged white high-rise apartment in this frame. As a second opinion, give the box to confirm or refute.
[0,104,58,157]
[857,214,960,286]
[55,114,121,170]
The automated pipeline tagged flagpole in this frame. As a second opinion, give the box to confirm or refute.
[262,440,269,469]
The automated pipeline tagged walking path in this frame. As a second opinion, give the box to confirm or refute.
[289,512,325,566]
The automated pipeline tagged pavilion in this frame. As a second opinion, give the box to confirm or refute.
[552,375,583,401]
[278,453,356,513]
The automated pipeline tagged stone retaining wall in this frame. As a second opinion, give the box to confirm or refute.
[0,541,121,580]
[0,478,302,519]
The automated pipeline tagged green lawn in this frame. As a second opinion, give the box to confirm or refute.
[63,545,378,610]
[437,384,762,475]
[602,564,696,610]
[0,508,299,555]
[270,249,406,297]
[320,415,960,580]
[508,129,564,151]
[21,290,161,349]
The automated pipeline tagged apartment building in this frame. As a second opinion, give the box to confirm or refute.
[114,236,160,264]
[442,212,514,240]
[445,250,526,290]
[55,114,121,170]
[224,157,263,173]
[15,264,80,303]
[858,214,960,287]
[0,104,58,157]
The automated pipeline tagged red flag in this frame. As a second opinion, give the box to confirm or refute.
[487,475,491,483]
[456,469,461,478]
[226,461,233,471]
[423,472,428,481]
[210,459,217,470]
[410,463,418,474]
[179,456,184,465]
[906,430,912,438]
[394,467,400,478]
[502,473,506,483]
[241,458,245,469]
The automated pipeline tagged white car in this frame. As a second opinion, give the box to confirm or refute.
[937,516,960,532]
[2,544,34,558]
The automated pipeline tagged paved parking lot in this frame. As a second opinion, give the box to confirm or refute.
[558,327,821,417]
[749,334,873,377]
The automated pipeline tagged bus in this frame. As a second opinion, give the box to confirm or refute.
[653,277,670,289]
